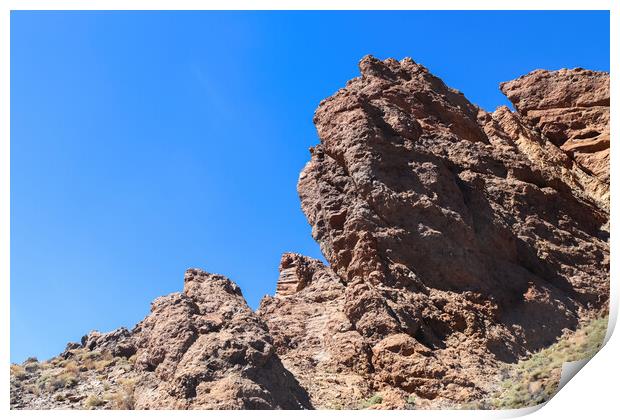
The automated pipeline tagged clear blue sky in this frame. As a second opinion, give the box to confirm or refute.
[10,11,609,363]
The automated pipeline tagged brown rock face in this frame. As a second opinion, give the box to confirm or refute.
[500,68,610,206]
[258,254,372,409]
[85,269,311,409]
[131,269,311,409]
[297,56,609,402]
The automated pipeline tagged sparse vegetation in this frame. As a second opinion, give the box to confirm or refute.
[491,316,608,409]
[113,378,136,409]
[116,356,134,372]
[84,395,106,409]
[55,372,79,389]
[10,315,608,410]
[10,342,141,410]
[97,378,137,409]
[94,358,116,372]
[37,370,78,392]
[459,400,488,410]
[128,354,138,366]
[27,384,41,397]
[63,360,79,375]
[10,364,27,380]
[360,394,383,409]
[106,391,135,410]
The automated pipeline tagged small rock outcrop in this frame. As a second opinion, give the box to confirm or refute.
[11,270,311,410]
[259,254,372,409]
[128,269,311,409]
[10,56,609,410]
[500,68,609,192]
[80,328,136,358]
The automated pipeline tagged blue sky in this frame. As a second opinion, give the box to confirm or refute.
[10,11,609,363]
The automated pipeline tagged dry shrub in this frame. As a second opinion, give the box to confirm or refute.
[10,364,27,380]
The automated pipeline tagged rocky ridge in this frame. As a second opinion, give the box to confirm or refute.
[11,56,609,410]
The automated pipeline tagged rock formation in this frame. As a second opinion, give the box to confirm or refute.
[11,56,609,410]
[11,270,311,409]
[129,269,311,409]
[258,253,372,408]
[500,68,610,195]
[294,56,609,406]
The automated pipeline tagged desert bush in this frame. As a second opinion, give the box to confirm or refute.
[128,354,138,365]
[58,372,79,388]
[36,373,52,390]
[113,378,137,409]
[48,372,78,391]
[27,384,41,397]
[10,364,27,380]
[81,350,101,360]
[115,356,133,372]
[107,391,135,410]
[360,394,383,409]
[460,400,488,410]
[76,350,98,368]
[37,370,78,391]
[63,360,79,375]
[84,395,105,409]
[94,358,116,372]
[39,361,53,369]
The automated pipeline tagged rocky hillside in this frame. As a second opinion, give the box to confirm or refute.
[11,56,609,410]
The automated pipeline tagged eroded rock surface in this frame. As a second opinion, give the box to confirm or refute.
[296,55,609,404]
[11,270,311,410]
[129,269,311,409]
[500,69,609,193]
[259,254,372,409]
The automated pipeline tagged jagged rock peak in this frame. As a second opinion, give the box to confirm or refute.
[275,253,327,296]
[500,68,610,111]
[12,269,312,410]
[183,268,243,301]
[130,269,312,409]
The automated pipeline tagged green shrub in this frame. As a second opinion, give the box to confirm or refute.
[38,371,79,391]
[492,315,608,409]
[360,394,383,409]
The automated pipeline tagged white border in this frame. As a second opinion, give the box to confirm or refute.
[1,2,616,420]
